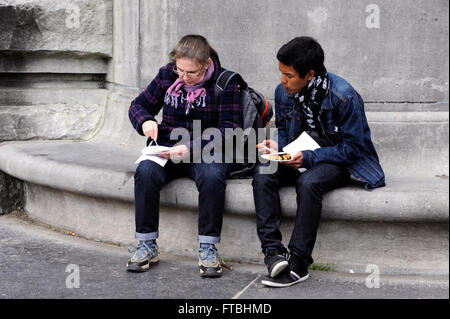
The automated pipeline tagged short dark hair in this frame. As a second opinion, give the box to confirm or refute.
[277,37,326,77]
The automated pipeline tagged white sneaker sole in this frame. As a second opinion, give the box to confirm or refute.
[261,272,309,288]
[270,260,289,277]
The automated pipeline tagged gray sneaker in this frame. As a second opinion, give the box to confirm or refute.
[126,241,159,272]
[198,245,227,277]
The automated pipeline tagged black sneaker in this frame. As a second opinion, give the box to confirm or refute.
[264,248,289,278]
[261,267,309,288]
[289,254,309,281]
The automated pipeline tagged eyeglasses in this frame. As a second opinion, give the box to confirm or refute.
[173,65,205,78]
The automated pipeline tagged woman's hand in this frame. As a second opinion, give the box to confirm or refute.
[142,120,158,140]
[158,145,189,161]
[256,139,279,154]
[281,151,304,169]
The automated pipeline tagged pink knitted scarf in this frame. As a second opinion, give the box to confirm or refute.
[164,59,214,114]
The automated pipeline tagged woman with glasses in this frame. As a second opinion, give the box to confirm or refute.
[127,35,242,277]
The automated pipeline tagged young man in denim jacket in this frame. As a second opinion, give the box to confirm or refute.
[253,37,385,287]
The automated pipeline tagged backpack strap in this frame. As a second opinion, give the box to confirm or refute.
[215,70,248,101]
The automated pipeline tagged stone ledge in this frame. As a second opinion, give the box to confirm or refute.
[0,88,109,105]
[0,51,110,74]
[0,140,448,223]
[21,182,450,275]
[0,104,104,141]
[0,103,448,276]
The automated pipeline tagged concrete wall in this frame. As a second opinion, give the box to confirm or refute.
[2,0,448,143]
[116,0,448,105]
[0,0,112,142]
[0,0,112,54]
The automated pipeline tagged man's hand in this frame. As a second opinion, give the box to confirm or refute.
[281,151,304,169]
[256,139,279,154]
[142,120,158,140]
[158,145,189,161]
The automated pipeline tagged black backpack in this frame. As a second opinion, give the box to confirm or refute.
[215,70,273,178]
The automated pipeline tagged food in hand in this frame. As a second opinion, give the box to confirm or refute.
[266,153,291,161]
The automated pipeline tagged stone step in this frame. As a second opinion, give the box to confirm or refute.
[0,136,448,276]
[21,181,449,276]
[0,88,109,141]
[0,90,448,277]
[0,88,108,106]
[0,73,106,89]
[0,104,104,141]
[1,138,448,221]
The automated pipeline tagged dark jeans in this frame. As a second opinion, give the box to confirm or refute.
[134,159,231,244]
[252,162,350,266]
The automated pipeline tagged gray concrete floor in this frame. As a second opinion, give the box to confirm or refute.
[0,214,448,302]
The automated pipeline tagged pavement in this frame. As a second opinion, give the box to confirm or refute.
[0,213,448,303]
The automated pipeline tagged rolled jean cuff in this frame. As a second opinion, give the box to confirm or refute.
[135,231,159,241]
[198,235,220,244]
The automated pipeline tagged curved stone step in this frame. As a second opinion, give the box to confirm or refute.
[0,91,448,276]
[0,140,448,222]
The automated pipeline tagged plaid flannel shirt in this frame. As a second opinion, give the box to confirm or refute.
[129,58,242,156]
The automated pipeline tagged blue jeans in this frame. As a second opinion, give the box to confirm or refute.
[252,162,350,266]
[134,160,231,244]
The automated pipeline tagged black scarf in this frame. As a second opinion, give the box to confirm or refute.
[294,72,330,131]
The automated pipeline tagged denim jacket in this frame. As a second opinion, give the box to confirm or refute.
[274,72,385,190]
